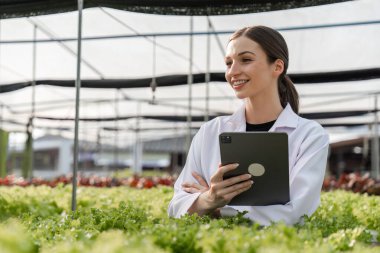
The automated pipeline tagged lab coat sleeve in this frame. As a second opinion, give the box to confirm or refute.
[234,126,329,225]
[167,126,205,218]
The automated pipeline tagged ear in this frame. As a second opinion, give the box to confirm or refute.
[273,59,284,78]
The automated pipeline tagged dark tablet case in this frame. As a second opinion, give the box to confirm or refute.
[219,132,290,206]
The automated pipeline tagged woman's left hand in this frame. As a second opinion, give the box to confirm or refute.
[182,172,222,217]
[182,171,209,193]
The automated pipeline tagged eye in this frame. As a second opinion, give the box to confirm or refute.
[242,58,253,63]
[225,61,232,67]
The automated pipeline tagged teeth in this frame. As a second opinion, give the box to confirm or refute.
[232,80,248,86]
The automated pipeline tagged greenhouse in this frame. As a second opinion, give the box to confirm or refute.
[0,0,380,252]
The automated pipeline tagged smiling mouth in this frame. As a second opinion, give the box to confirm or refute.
[232,80,249,89]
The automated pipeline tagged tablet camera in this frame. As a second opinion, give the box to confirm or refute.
[221,135,232,143]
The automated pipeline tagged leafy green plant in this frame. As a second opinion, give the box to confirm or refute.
[0,186,379,252]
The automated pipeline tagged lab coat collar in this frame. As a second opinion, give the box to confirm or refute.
[226,103,246,132]
[227,102,299,132]
[270,103,299,131]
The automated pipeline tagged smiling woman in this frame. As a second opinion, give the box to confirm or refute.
[168,26,329,226]
[225,26,299,117]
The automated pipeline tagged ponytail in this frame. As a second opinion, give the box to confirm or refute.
[278,74,299,114]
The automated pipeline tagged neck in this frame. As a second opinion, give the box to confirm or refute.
[245,95,283,124]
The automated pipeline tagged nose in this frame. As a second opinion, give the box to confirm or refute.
[226,62,241,80]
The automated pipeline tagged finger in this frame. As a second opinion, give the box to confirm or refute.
[211,163,239,183]
[191,171,208,188]
[182,187,201,194]
[182,182,203,190]
[224,184,253,201]
[209,174,251,192]
[218,174,252,188]
[217,180,253,196]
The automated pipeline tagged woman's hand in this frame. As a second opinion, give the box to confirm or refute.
[182,171,209,193]
[187,163,253,216]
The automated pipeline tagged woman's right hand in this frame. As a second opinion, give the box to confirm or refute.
[188,163,253,215]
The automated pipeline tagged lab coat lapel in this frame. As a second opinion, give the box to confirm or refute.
[225,103,246,132]
[269,104,299,132]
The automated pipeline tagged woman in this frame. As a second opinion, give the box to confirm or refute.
[168,26,329,226]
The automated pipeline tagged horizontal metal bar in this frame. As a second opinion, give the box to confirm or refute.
[0,20,379,44]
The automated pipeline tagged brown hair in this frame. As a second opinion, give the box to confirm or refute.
[229,26,299,114]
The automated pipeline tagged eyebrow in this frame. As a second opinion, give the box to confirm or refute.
[238,51,256,56]
[225,51,256,60]
[225,51,256,61]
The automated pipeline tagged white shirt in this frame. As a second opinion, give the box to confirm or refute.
[168,103,329,226]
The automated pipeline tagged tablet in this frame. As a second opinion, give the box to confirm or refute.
[219,132,289,206]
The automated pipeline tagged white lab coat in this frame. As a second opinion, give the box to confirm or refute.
[168,103,329,226]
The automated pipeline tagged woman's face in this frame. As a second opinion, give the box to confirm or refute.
[225,36,278,100]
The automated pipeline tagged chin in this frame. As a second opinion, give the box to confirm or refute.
[234,92,248,100]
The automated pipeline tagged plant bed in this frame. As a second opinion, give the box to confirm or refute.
[0,186,379,253]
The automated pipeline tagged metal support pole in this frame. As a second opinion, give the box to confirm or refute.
[150,36,157,104]
[372,94,379,179]
[0,21,2,128]
[97,127,102,164]
[30,24,37,179]
[133,102,142,175]
[185,16,193,156]
[0,20,1,80]
[72,0,83,212]
[205,19,211,122]
[0,104,2,129]
[114,89,119,169]
[206,16,226,57]
[0,102,2,175]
